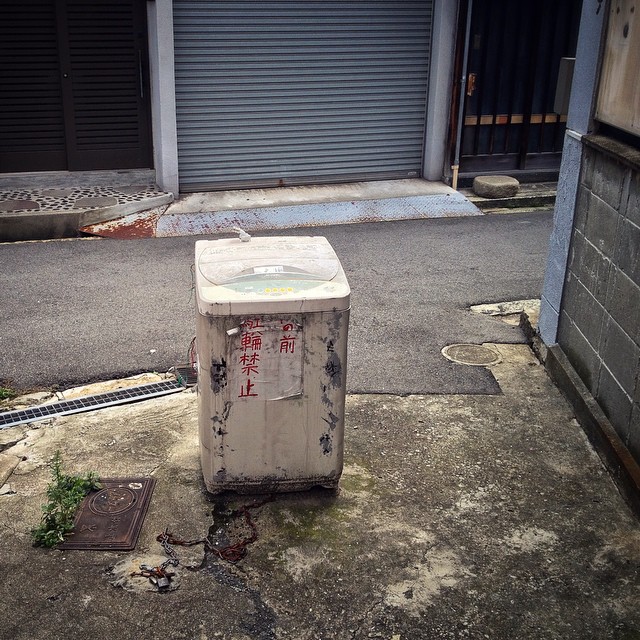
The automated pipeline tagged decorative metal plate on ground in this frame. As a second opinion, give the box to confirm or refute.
[58,478,156,550]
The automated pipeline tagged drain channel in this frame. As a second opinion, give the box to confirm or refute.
[0,380,184,430]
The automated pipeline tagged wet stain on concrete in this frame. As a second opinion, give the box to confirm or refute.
[200,562,277,640]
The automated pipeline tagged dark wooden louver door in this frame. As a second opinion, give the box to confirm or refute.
[0,0,67,172]
[60,0,152,169]
[0,0,152,173]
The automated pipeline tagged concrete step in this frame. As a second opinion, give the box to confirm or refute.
[0,183,173,242]
[460,181,557,213]
[81,180,483,238]
[1,174,555,242]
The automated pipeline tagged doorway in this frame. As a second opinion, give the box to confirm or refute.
[453,0,582,178]
[0,0,152,173]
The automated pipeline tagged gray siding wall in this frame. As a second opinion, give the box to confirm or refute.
[557,137,640,462]
[538,1,606,345]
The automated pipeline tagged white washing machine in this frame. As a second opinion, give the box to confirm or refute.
[195,235,350,494]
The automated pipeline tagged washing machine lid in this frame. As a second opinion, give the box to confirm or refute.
[195,236,350,315]
[198,236,339,285]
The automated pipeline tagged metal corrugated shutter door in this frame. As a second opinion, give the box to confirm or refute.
[173,0,433,191]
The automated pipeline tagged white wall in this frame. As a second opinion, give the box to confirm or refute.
[422,0,458,181]
[147,0,179,195]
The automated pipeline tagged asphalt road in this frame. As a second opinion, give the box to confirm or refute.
[0,210,553,394]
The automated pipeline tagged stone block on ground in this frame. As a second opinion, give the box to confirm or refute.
[473,175,520,198]
[0,452,21,486]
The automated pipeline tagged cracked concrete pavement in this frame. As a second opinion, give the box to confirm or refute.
[1,344,639,640]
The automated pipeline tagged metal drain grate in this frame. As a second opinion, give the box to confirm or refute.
[0,380,183,429]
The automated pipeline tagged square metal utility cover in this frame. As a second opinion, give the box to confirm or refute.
[58,477,156,550]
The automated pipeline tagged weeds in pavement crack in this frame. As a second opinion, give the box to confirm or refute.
[31,451,101,548]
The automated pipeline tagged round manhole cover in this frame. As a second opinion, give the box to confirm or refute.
[441,344,502,366]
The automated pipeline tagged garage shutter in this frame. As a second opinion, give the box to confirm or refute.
[173,0,433,191]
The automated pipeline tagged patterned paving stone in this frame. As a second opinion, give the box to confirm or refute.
[0,200,40,212]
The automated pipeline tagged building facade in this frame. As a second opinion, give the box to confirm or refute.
[540,0,640,496]
[2,1,582,196]
[1,0,459,195]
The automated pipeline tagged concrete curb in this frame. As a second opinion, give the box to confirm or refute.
[79,193,173,227]
[461,182,556,213]
[0,193,174,242]
[517,306,638,516]
[545,345,640,517]
[467,194,556,212]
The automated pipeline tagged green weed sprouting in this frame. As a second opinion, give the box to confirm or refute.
[31,451,101,548]
[0,387,16,402]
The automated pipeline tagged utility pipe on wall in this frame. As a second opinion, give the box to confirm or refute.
[452,0,473,191]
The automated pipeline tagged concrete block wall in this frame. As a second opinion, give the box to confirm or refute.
[557,137,640,463]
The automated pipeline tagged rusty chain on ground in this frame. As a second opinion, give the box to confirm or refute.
[131,495,274,591]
